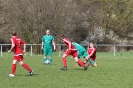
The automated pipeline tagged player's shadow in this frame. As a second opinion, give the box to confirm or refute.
[25,74,39,76]
[70,68,86,70]
[8,73,39,77]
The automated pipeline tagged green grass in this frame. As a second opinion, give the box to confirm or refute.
[0,52,133,88]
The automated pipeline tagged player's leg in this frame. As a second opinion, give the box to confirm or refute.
[61,49,71,68]
[74,57,88,70]
[48,48,52,64]
[89,59,95,65]
[74,50,85,67]
[60,53,67,70]
[84,57,97,67]
[43,56,47,64]
[75,49,85,66]
[73,50,88,70]
[20,61,32,72]
[75,51,81,67]
[8,58,17,77]
[89,58,97,67]
[11,60,17,74]
[74,56,84,67]
[83,58,94,64]
[82,49,90,64]
[86,59,94,67]
[43,48,48,64]
[74,54,84,66]
[81,55,96,68]
[81,50,88,64]
[18,55,33,76]
[20,61,34,76]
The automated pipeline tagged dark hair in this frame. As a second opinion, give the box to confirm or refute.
[90,40,95,44]
[61,34,65,38]
[11,31,17,36]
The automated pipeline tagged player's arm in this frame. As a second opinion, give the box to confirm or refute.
[68,42,71,50]
[8,44,15,52]
[64,39,71,50]
[41,42,44,50]
[88,48,95,57]
[20,39,26,54]
[85,48,93,60]
[83,55,90,64]
[41,37,44,50]
[23,43,26,54]
[8,39,15,53]
[83,48,95,64]
[52,41,56,51]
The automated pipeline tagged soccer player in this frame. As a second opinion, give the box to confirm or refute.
[8,31,34,77]
[60,34,88,70]
[72,42,97,67]
[83,42,97,67]
[72,42,88,59]
[41,30,56,64]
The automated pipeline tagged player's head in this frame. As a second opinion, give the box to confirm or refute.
[61,34,65,39]
[46,30,50,35]
[11,31,17,36]
[89,41,94,48]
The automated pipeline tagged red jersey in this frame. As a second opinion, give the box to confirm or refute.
[11,36,25,55]
[62,38,76,50]
[63,38,77,57]
[87,47,96,61]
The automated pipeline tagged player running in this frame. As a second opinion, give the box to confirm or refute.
[8,31,34,77]
[60,34,88,70]
[41,30,56,64]
[72,42,97,67]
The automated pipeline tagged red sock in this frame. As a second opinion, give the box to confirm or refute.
[22,63,32,72]
[11,64,16,74]
[62,57,67,67]
[77,60,84,67]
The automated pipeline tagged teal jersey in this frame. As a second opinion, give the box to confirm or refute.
[42,35,54,48]
[72,42,88,58]
[72,42,85,51]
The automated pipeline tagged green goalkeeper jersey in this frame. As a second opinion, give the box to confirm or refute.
[42,35,54,48]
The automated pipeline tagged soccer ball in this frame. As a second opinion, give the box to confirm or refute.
[44,60,50,64]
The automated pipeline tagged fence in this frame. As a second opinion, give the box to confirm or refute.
[0,44,64,57]
[0,44,133,57]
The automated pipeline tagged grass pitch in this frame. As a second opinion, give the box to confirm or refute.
[0,52,133,88]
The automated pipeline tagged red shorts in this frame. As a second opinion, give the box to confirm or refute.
[14,55,23,62]
[65,49,78,57]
